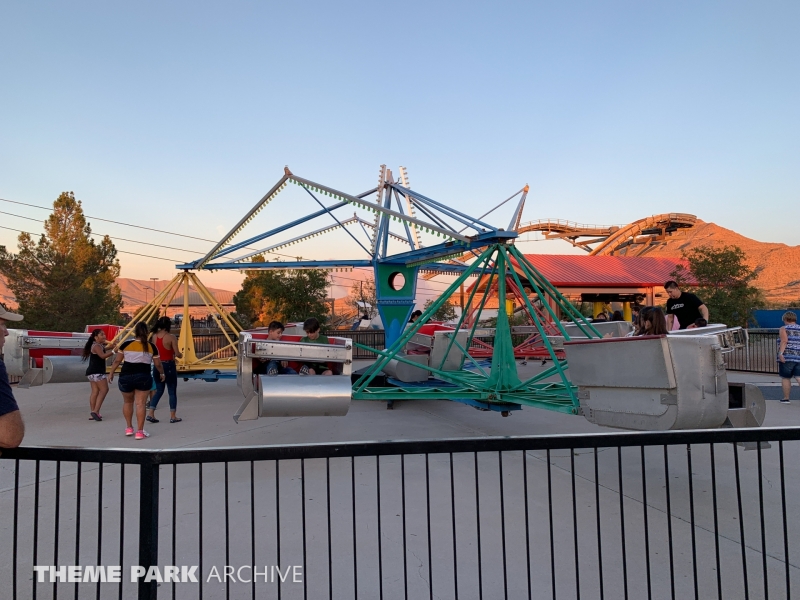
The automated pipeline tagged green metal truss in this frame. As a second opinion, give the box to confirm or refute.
[351,243,602,413]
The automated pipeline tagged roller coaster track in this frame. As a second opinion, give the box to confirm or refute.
[422,213,696,278]
[517,212,696,256]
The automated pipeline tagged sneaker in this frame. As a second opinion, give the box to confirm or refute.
[267,367,278,376]
[299,365,309,376]
[134,430,150,440]
[781,399,791,404]
[125,427,135,436]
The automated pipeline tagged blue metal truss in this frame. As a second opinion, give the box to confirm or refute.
[182,166,526,346]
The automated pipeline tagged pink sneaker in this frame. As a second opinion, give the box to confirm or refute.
[134,430,150,440]
[125,427,134,436]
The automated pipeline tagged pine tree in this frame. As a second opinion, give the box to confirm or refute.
[0,192,122,330]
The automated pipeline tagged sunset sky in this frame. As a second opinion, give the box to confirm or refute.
[1,1,797,298]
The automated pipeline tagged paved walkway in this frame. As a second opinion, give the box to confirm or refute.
[9,367,799,449]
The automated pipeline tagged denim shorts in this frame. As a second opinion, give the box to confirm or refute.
[118,372,153,393]
[779,360,800,379]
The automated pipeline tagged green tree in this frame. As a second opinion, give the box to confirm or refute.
[233,259,330,326]
[423,298,458,322]
[671,245,765,327]
[0,192,122,331]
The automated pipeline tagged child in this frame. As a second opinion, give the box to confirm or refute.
[255,321,297,376]
[299,318,333,376]
[686,318,708,329]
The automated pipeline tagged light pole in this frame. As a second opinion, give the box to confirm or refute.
[150,278,159,316]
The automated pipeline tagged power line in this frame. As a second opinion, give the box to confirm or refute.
[0,210,207,254]
[0,196,376,263]
[0,197,486,280]
[0,225,181,262]
[0,197,220,244]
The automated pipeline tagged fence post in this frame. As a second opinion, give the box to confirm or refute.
[746,337,751,371]
[138,458,160,600]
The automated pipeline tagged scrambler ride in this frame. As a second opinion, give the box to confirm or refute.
[5,165,764,431]
[223,166,764,431]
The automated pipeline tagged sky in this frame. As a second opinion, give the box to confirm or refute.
[1,1,798,299]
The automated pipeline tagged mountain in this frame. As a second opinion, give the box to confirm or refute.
[642,220,800,304]
[0,276,237,315]
[2,221,797,309]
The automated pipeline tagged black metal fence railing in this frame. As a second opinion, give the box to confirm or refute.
[191,334,237,360]
[2,427,800,600]
[724,328,779,374]
[324,329,386,359]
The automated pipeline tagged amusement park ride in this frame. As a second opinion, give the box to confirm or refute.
[5,165,765,431]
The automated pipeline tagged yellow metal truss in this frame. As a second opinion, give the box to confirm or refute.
[110,271,242,372]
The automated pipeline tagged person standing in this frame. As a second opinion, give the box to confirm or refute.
[109,322,165,440]
[778,311,800,404]
[0,306,25,448]
[664,280,709,330]
[146,316,184,423]
[81,328,116,421]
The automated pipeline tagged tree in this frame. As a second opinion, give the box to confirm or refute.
[670,245,765,327]
[233,259,330,326]
[0,192,122,331]
[423,298,458,322]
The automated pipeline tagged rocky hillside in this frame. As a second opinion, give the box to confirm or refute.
[643,220,800,304]
[0,276,236,315]
[3,221,797,309]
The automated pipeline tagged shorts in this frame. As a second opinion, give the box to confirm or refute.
[118,372,153,393]
[779,360,800,379]
[87,374,107,383]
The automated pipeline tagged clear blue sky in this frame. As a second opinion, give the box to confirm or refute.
[1,1,797,294]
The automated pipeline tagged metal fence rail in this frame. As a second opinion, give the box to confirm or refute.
[2,427,799,600]
[724,328,779,374]
[324,329,386,358]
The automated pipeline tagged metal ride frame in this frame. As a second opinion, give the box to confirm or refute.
[178,165,526,349]
[351,243,602,413]
[168,165,602,412]
[462,272,568,361]
[111,271,243,374]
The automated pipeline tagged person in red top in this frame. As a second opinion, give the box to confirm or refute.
[146,317,184,424]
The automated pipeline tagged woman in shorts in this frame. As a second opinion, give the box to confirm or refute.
[108,322,165,440]
[81,329,116,421]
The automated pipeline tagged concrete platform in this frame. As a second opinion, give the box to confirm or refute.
[4,370,800,600]
[8,365,800,449]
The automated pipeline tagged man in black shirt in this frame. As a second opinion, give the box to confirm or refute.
[0,305,25,448]
[664,280,709,330]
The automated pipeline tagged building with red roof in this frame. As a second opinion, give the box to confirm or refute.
[522,254,693,305]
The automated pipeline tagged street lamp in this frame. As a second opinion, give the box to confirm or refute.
[150,278,159,314]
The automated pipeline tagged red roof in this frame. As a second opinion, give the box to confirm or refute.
[521,254,692,287]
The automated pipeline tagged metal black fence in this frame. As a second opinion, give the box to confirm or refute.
[187,330,385,361]
[324,329,386,359]
[192,334,237,360]
[2,427,800,600]
[724,329,779,374]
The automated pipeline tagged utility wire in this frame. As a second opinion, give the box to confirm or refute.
[0,197,220,244]
[0,210,207,254]
[1,197,465,279]
[0,197,411,263]
[0,225,181,262]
